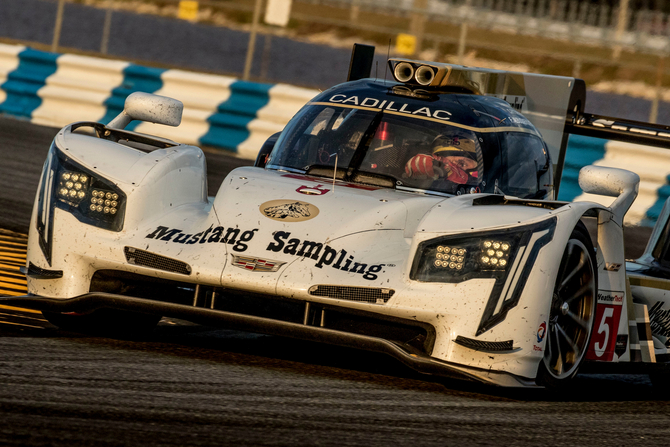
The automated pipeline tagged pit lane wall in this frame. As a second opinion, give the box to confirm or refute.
[1,43,669,226]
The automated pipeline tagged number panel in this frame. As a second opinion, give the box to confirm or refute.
[586,291,625,362]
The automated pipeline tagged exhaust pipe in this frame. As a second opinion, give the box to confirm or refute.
[394,62,415,83]
[415,65,435,86]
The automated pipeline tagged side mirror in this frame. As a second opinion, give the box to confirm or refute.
[107,92,183,130]
[578,165,639,222]
[255,132,281,168]
[578,165,639,198]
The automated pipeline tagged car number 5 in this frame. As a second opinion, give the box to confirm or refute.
[593,307,614,357]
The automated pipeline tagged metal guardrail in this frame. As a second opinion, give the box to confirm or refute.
[38,0,670,56]
[301,0,670,55]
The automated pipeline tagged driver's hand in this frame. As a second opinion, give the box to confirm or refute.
[404,154,446,180]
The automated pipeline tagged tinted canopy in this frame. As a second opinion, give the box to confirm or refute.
[266,80,553,199]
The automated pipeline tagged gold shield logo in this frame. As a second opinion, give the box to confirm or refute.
[260,200,320,222]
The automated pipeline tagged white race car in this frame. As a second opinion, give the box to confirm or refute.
[6,45,670,387]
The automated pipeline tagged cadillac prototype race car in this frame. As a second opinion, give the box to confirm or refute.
[7,44,670,388]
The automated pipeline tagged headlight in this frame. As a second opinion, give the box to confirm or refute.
[53,152,126,232]
[36,144,127,265]
[410,218,557,335]
[411,232,526,283]
[48,145,126,232]
[57,168,122,220]
[436,239,512,271]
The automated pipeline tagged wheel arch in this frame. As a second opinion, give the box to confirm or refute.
[536,210,600,386]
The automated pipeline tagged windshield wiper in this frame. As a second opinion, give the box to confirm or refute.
[305,165,396,189]
[350,171,397,189]
[305,164,346,180]
[304,111,393,188]
[345,110,384,180]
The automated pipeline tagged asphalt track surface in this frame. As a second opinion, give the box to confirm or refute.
[0,117,668,446]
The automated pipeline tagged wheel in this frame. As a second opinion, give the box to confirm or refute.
[42,309,161,338]
[537,223,597,387]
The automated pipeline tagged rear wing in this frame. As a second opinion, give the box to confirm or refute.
[565,113,670,151]
[347,44,670,196]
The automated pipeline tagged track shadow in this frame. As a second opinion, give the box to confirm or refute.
[1,312,664,402]
[21,317,666,402]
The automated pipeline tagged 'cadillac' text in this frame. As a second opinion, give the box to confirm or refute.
[328,95,452,120]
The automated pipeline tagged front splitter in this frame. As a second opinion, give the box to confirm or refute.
[0,293,536,387]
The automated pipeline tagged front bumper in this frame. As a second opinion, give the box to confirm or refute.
[0,292,536,387]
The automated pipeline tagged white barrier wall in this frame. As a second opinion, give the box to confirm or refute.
[134,70,237,145]
[0,43,318,160]
[0,44,24,105]
[237,84,317,159]
[32,54,129,127]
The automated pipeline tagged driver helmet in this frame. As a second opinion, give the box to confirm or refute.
[431,133,477,158]
[430,132,480,184]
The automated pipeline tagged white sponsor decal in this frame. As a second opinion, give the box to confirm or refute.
[597,291,624,305]
[328,94,452,120]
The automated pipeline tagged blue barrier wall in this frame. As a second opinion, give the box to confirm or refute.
[199,81,273,152]
[647,176,670,224]
[557,135,607,202]
[0,48,58,118]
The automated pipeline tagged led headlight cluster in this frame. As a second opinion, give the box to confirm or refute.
[37,144,129,266]
[58,171,89,204]
[411,231,530,283]
[50,149,126,232]
[480,240,510,269]
[434,246,467,270]
[430,240,510,274]
[90,190,119,215]
[57,170,121,217]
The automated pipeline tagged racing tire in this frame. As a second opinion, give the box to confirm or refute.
[536,223,597,388]
[42,309,162,338]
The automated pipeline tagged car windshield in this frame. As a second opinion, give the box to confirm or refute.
[266,88,551,198]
